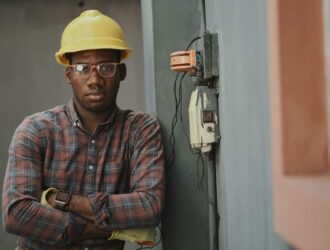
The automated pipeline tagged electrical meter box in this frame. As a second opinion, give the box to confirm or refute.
[189,86,219,152]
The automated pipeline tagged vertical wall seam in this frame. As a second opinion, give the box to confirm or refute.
[141,0,157,116]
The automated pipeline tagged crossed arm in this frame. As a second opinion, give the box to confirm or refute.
[45,191,109,240]
[2,115,165,246]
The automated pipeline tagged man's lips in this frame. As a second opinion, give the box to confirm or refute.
[86,89,106,95]
[86,91,106,101]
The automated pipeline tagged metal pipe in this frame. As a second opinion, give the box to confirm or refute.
[207,151,219,250]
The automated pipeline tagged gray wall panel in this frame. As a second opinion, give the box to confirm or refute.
[205,0,292,249]
[149,1,211,250]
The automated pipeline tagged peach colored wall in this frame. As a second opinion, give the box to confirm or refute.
[268,0,330,249]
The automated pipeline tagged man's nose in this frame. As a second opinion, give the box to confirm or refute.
[86,67,103,86]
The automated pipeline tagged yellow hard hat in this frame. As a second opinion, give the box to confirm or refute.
[55,10,132,66]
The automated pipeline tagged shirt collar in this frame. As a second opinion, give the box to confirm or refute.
[65,97,118,128]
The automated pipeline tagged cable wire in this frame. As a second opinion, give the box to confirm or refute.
[201,0,207,32]
[166,36,201,170]
[166,72,182,170]
[165,35,221,250]
[185,36,201,50]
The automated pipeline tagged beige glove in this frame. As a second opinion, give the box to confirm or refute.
[41,188,157,246]
[109,227,157,246]
[40,188,58,208]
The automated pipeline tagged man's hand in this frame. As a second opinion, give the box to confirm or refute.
[40,187,57,208]
[109,227,156,246]
[46,191,56,207]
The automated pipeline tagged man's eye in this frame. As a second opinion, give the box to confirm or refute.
[76,64,89,73]
[100,64,114,72]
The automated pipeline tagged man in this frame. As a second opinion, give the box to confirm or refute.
[2,10,164,249]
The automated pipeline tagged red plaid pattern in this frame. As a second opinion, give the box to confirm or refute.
[2,99,165,249]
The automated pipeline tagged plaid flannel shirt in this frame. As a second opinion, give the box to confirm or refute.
[2,99,165,249]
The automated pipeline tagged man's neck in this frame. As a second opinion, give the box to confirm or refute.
[80,110,113,133]
[74,102,114,133]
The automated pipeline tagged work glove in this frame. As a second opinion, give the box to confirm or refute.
[109,227,156,246]
[41,187,58,208]
[40,188,157,246]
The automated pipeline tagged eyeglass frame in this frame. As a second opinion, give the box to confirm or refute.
[68,62,123,78]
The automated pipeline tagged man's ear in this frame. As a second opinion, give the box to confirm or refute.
[118,63,126,81]
[65,67,72,84]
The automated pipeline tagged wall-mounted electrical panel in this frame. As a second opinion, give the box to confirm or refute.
[170,32,219,153]
[189,86,219,153]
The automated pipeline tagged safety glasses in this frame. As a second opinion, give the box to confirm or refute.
[69,62,122,78]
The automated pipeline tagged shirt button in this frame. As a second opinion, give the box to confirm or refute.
[88,165,94,170]
[91,139,95,144]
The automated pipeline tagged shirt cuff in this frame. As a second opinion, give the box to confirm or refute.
[88,192,112,229]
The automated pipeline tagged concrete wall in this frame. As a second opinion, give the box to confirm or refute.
[142,1,211,249]
[205,0,292,249]
[0,1,144,249]
[143,0,294,249]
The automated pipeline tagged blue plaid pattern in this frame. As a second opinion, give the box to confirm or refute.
[2,99,165,249]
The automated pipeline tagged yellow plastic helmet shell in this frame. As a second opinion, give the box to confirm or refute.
[55,10,132,66]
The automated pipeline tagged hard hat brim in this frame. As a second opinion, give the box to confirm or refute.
[55,47,132,66]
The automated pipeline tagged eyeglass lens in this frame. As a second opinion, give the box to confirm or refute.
[74,63,116,78]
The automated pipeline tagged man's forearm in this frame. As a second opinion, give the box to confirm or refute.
[48,192,95,222]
